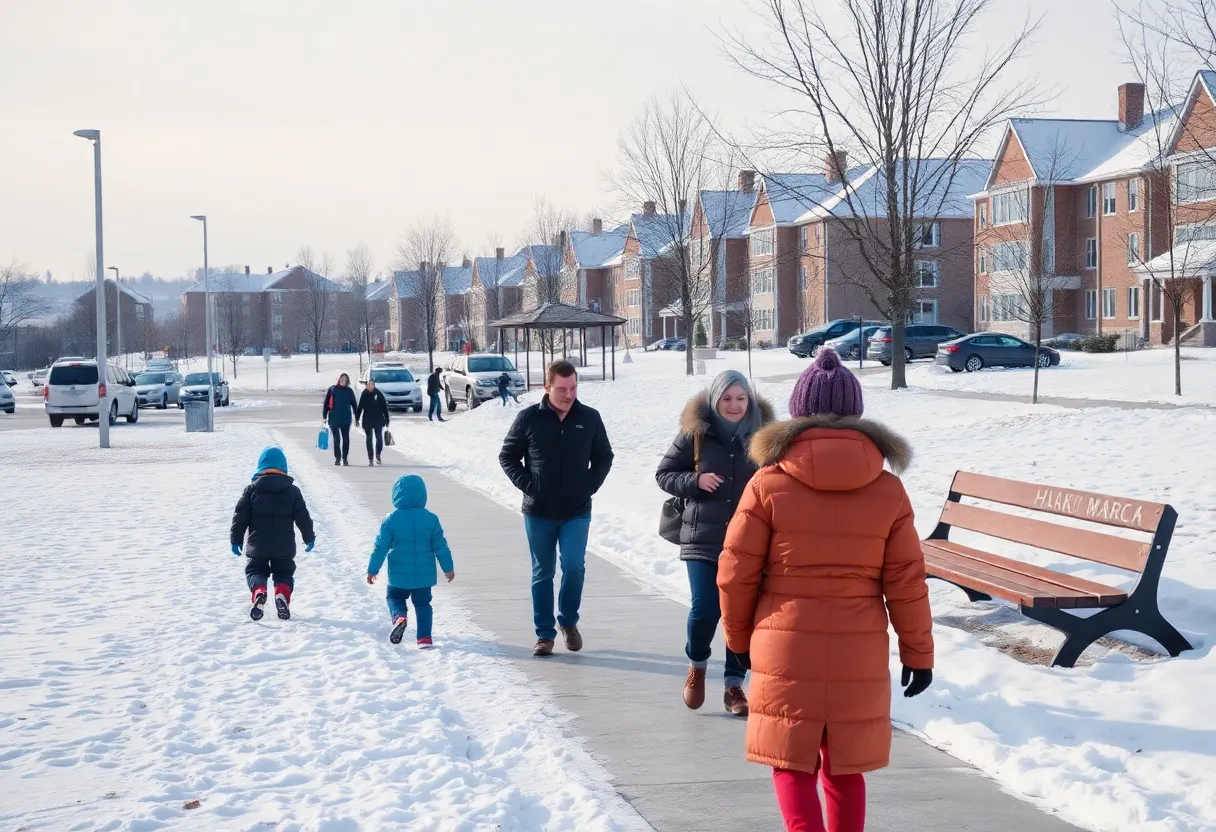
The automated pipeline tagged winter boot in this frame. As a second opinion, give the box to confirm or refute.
[369,459,375,467]
[274,584,292,620]
[683,667,707,709]
[342,458,349,467]
[389,615,408,645]
[417,637,434,649]
[559,625,583,652]
[533,639,555,657]
[334,458,340,466]
[249,587,268,621]
[375,455,382,465]
[724,686,749,717]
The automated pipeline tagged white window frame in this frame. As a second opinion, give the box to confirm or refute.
[1176,222,1216,243]
[991,240,1028,273]
[914,260,940,288]
[912,299,938,324]
[1086,185,1098,218]
[978,204,988,228]
[1085,238,1097,269]
[750,228,775,257]
[977,295,990,323]
[992,189,1029,226]
[1127,232,1140,264]
[1102,181,1117,215]
[1176,159,1216,204]
[978,248,988,274]
[798,264,808,292]
[799,226,809,252]
[1127,285,1140,319]
[751,267,775,296]
[755,307,774,332]
[915,222,941,248]
[1102,287,1117,319]
[624,258,641,280]
[1128,178,1140,212]
[1084,289,1098,320]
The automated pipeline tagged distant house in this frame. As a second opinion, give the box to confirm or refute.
[471,248,529,349]
[442,261,476,351]
[694,172,759,343]
[564,221,628,347]
[385,262,475,353]
[73,279,155,356]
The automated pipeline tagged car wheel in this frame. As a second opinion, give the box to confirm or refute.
[49,415,64,428]
[74,417,86,425]
[445,386,457,413]
[848,345,861,360]
[880,360,891,367]
[126,401,139,423]
[964,355,984,373]
[1037,353,1051,368]
[178,402,184,409]
[467,388,479,410]
[413,405,423,413]
[159,394,167,410]
[904,347,914,363]
[108,400,119,426]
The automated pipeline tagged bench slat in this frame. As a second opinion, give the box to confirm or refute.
[924,540,1127,606]
[939,501,1151,573]
[951,471,1164,534]
[923,547,1070,608]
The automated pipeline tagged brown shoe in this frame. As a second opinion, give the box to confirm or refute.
[683,667,707,709]
[533,639,555,657]
[724,686,749,717]
[560,626,583,652]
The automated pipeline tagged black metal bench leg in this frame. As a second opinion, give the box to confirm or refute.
[1023,602,1194,669]
[962,587,993,603]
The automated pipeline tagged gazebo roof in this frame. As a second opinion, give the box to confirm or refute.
[490,302,626,329]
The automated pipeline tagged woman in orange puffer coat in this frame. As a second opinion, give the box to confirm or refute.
[718,347,934,832]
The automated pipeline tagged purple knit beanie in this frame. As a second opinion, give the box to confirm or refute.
[789,347,864,418]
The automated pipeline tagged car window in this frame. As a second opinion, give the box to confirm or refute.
[969,336,997,346]
[136,373,167,384]
[997,336,1026,348]
[370,369,415,383]
[49,364,98,385]
[468,356,515,372]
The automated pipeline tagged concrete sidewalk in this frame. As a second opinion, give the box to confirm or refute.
[278,420,1081,832]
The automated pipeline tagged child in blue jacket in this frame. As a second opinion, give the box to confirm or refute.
[366,474,455,647]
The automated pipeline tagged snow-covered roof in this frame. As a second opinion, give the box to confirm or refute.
[1138,239,1216,278]
[441,265,473,295]
[183,265,345,295]
[391,269,423,299]
[761,172,858,225]
[788,158,990,224]
[366,279,393,302]
[474,252,529,291]
[569,229,628,269]
[112,279,153,305]
[699,190,756,239]
[526,245,563,279]
[629,212,689,259]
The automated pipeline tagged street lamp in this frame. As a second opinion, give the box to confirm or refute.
[74,129,109,449]
[190,214,215,432]
[107,266,121,366]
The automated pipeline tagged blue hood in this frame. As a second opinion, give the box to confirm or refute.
[253,446,288,480]
[391,475,427,509]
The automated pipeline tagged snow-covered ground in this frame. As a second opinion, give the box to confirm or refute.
[388,354,1216,832]
[0,423,645,832]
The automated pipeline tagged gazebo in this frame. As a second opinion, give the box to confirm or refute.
[489,302,627,390]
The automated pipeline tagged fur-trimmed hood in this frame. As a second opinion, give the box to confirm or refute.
[679,391,775,439]
[749,415,912,490]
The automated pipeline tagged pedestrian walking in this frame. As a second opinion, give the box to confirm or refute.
[497,371,520,406]
[499,360,614,657]
[366,475,455,648]
[426,367,446,422]
[230,446,316,621]
[656,370,773,717]
[323,373,358,466]
[717,348,934,832]
[356,377,390,466]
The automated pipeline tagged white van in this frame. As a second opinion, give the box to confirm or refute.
[44,360,140,427]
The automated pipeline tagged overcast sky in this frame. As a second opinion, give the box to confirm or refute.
[0,0,1155,282]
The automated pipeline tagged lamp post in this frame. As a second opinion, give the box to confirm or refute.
[107,266,121,366]
[74,129,109,449]
[189,215,215,432]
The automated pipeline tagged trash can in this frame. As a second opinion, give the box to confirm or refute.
[184,400,210,432]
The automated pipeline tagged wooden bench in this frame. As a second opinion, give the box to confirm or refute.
[922,471,1193,668]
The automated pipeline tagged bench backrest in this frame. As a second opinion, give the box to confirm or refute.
[939,471,1170,574]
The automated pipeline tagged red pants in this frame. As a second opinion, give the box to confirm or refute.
[772,744,866,832]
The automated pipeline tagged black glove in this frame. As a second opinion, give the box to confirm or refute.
[901,666,932,698]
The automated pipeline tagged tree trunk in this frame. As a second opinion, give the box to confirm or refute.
[890,321,908,390]
[313,347,319,372]
[1174,308,1183,396]
[684,310,694,376]
[1031,319,1041,405]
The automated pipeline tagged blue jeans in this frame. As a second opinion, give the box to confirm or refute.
[428,393,444,420]
[499,389,519,405]
[686,559,747,686]
[523,513,591,640]
[386,586,433,639]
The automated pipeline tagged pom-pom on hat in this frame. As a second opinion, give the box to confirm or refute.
[788,347,864,419]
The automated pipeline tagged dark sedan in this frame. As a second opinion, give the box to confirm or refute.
[936,333,1061,372]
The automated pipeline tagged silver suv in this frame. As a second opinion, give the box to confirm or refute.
[442,355,525,410]
[44,360,140,427]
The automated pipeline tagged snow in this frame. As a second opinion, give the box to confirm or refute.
[385,350,1216,832]
[569,229,628,269]
[0,422,646,831]
[223,353,457,394]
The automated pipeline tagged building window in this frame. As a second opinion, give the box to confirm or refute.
[909,299,938,324]
[627,317,642,337]
[992,294,1026,322]
[1102,287,1117,318]
[755,307,774,331]
[914,260,940,288]
[915,222,941,248]
[1102,181,1117,215]
[978,204,988,228]
[814,224,821,247]
[1127,232,1140,264]
[271,293,282,306]
[1176,160,1216,204]
[751,267,775,295]
[992,189,1029,225]
[799,226,809,252]
[751,228,775,257]
[977,295,990,322]
[272,314,282,328]
[1084,289,1098,320]
[1129,178,1140,212]
[1176,222,1216,243]
[1086,185,1098,218]
[1152,282,1165,320]
[798,265,808,292]
[1085,238,1097,269]
[625,258,641,280]
[978,248,988,274]
[1127,285,1140,319]
[991,240,1028,272]
[625,288,641,307]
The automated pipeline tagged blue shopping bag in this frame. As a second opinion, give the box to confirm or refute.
[317,427,329,451]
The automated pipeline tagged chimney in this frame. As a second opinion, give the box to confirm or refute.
[462,256,471,268]
[496,247,505,260]
[244,265,250,275]
[643,200,657,216]
[738,170,756,193]
[558,229,568,250]
[592,218,603,234]
[420,261,429,275]
[1119,82,1145,130]
[267,266,273,274]
[824,151,848,185]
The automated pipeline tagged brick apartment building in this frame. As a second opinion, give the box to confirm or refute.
[974,72,1216,346]
[692,173,758,344]
[470,248,529,349]
[565,223,628,346]
[384,262,474,352]
[73,279,155,357]
[747,157,986,346]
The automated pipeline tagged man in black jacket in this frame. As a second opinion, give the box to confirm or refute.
[426,367,446,423]
[230,447,316,621]
[499,360,613,656]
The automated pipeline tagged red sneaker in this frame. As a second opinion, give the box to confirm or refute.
[417,637,434,649]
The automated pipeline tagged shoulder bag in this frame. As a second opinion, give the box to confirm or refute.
[659,433,701,545]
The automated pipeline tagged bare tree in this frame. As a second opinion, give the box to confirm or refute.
[397,217,459,373]
[344,242,378,371]
[213,279,250,378]
[159,309,193,364]
[522,197,578,306]
[296,246,338,372]
[0,260,50,355]
[723,0,1041,389]
[726,295,765,383]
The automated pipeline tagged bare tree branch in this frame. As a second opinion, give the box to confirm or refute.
[396,217,459,373]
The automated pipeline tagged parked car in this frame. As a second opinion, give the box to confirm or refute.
[178,372,230,408]
[2,370,17,387]
[936,333,1061,372]
[0,381,14,414]
[823,325,884,360]
[1043,332,1085,351]
[360,365,423,412]
[647,337,680,351]
[869,324,966,365]
[442,354,525,410]
[145,358,176,373]
[44,359,139,427]
[787,319,884,358]
[134,371,183,409]
[30,368,49,388]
